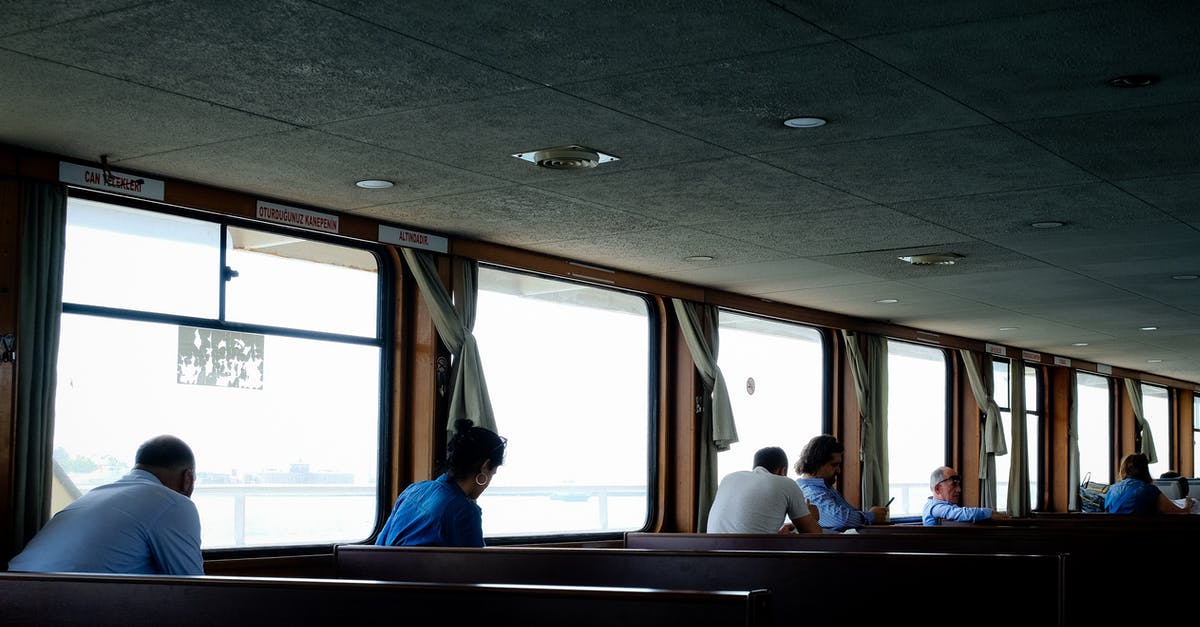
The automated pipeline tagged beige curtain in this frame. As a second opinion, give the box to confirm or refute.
[842,331,888,507]
[1123,378,1156,463]
[1007,364,1030,517]
[401,248,496,434]
[1067,370,1080,510]
[959,349,1006,508]
[671,299,737,531]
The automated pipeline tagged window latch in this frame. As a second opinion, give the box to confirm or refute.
[1,334,14,363]
[222,266,239,282]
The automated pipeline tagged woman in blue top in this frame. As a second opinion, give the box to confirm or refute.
[377,419,507,547]
[1104,453,1194,514]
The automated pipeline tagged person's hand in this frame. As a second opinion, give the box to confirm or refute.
[777,523,797,534]
[990,510,1010,519]
[1182,497,1196,512]
[869,505,889,523]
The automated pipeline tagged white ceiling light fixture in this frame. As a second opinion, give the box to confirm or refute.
[898,252,964,265]
[1072,342,1090,347]
[685,255,714,262]
[783,116,827,128]
[1140,326,1159,331]
[512,145,619,170]
[355,179,394,189]
[1171,274,1199,280]
[876,298,900,304]
[1030,221,1065,229]
[999,327,1019,331]
[1148,358,1163,363]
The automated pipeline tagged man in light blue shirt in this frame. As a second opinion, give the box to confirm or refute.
[922,466,1002,526]
[8,435,204,575]
[795,435,889,531]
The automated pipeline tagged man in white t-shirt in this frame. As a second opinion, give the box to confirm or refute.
[706,446,821,534]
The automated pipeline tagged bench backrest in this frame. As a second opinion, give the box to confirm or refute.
[0,571,770,627]
[335,544,1063,627]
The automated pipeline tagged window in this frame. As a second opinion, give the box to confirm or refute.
[992,361,1040,510]
[53,197,383,549]
[886,340,947,517]
[1141,383,1170,478]
[472,267,651,538]
[1194,395,1200,478]
[715,312,824,482]
[1076,372,1112,483]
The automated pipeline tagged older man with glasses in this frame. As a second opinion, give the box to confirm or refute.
[922,466,1004,526]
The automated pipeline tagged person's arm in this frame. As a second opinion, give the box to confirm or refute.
[150,500,204,575]
[789,510,822,534]
[446,501,486,547]
[929,500,993,523]
[1157,492,1194,514]
[817,488,871,529]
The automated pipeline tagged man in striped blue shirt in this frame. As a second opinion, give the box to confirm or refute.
[795,435,889,532]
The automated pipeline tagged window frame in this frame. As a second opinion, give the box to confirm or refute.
[58,189,395,558]
[469,262,660,544]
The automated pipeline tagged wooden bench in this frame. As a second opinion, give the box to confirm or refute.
[623,526,1189,623]
[335,544,1064,627]
[0,571,771,627]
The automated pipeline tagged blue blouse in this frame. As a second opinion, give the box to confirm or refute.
[376,473,484,547]
[1104,478,1161,514]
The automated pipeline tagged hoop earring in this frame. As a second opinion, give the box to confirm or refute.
[475,472,489,486]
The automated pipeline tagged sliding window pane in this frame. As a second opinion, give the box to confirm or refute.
[887,341,947,518]
[63,199,219,317]
[54,315,381,548]
[716,312,824,482]
[1076,372,1111,483]
[225,227,378,337]
[1142,383,1170,478]
[473,268,651,537]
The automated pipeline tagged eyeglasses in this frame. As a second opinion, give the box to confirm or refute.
[936,475,962,487]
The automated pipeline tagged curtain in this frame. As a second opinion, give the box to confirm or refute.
[12,181,67,550]
[842,331,888,507]
[1006,363,1030,517]
[1067,370,1080,510]
[959,349,1006,508]
[671,299,737,531]
[1123,378,1156,463]
[400,248,496,434]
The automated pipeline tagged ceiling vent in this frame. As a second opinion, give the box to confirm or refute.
[899,252,964,266]
[512,145,619,170]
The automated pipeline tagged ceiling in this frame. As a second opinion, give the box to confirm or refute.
[3,1,1199,383]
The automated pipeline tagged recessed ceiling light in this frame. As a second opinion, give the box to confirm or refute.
[783,116,827,128]
[1030,221,1065,229]
[1140,326,1158,331]
[355,179,394,189]
[1107,74,1159,88]
[1072,342,1090,347]
[1171,274,1199,280]
[875,298,900,304]
[1147,358,1163,363]
[999,327,1019,331]
[898,252,963,265]
[685,255,714,262]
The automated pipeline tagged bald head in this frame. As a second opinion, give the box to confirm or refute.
[134,435,196,497]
